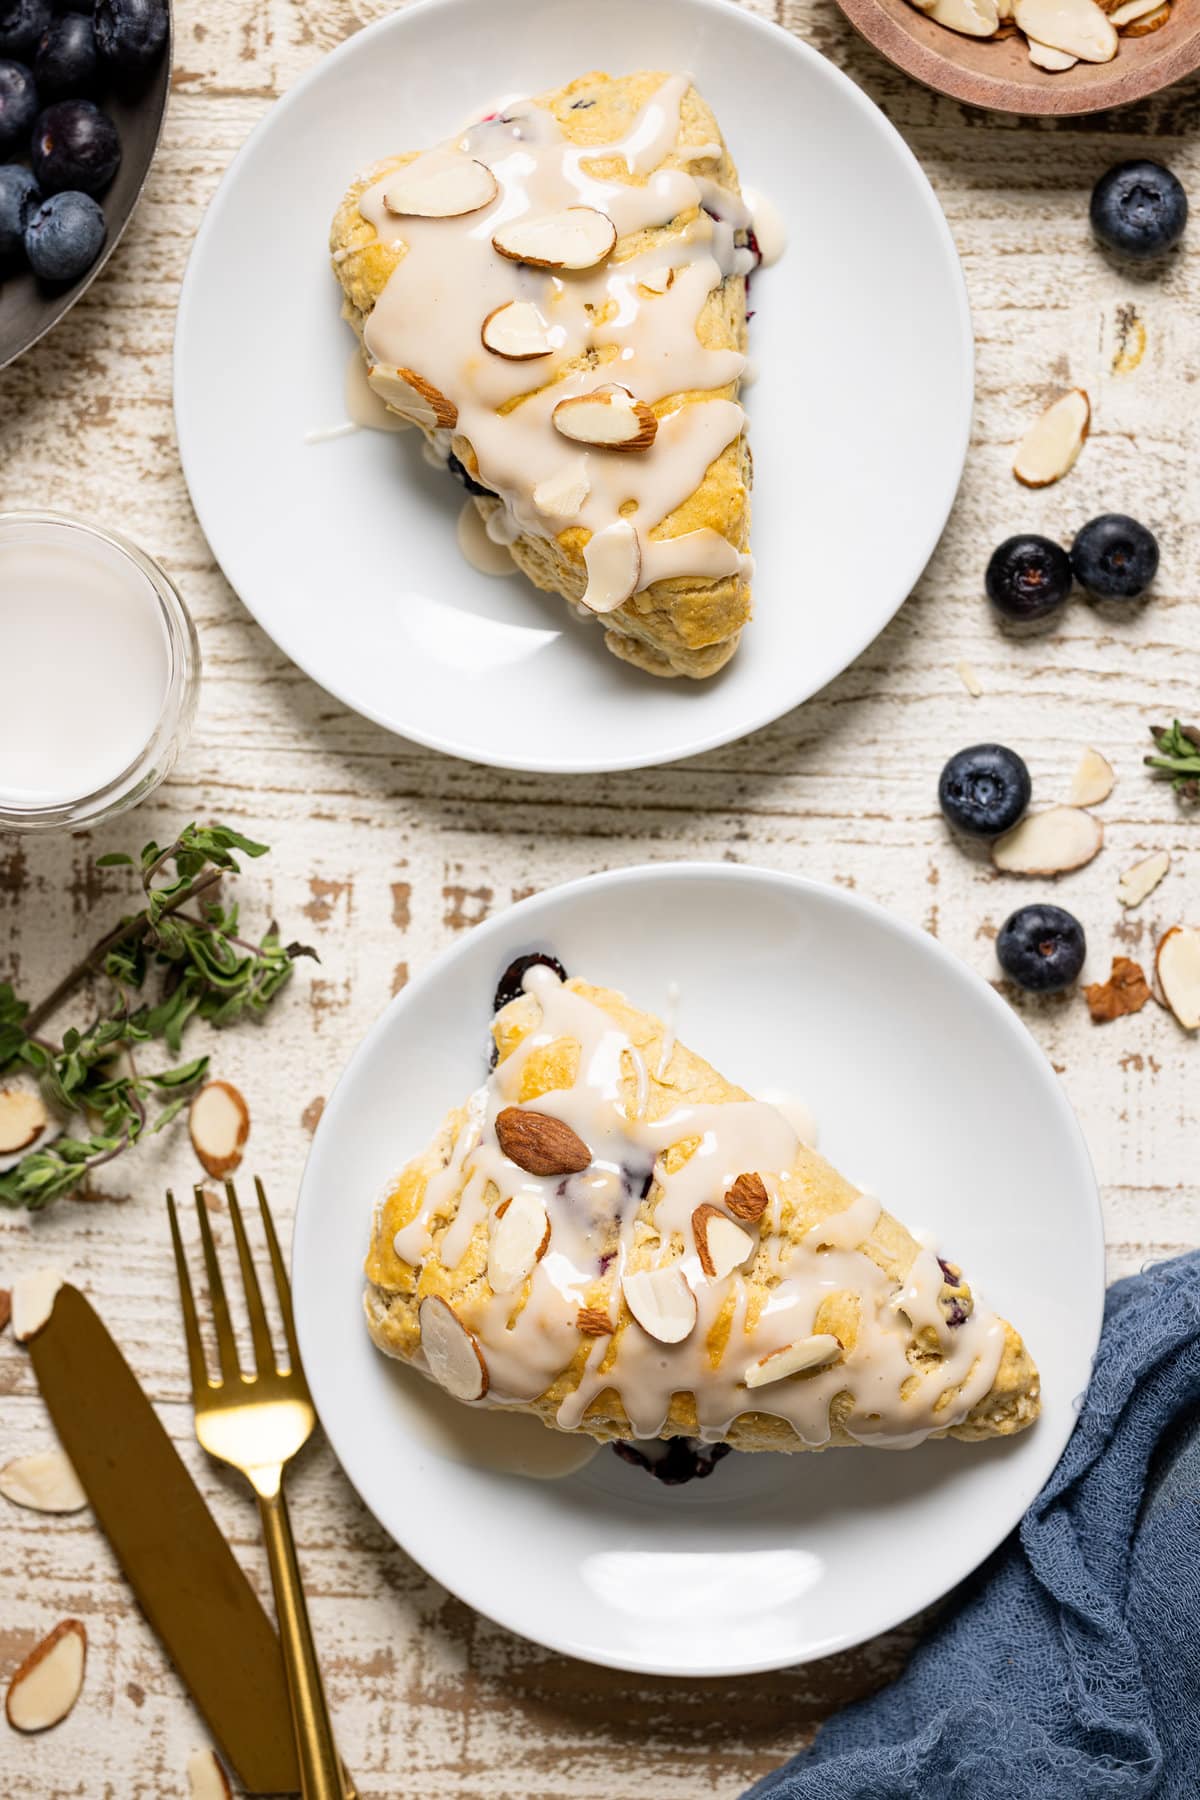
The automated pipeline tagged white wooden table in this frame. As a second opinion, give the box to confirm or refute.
[2,0,1197,1791]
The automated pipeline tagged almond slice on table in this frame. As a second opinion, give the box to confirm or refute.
[1028,36,1080,65]
[189,1081,250,1180]
[365,363,458,429]
[552,387,657,452]
[1068,747,1115,807]
[382,150,497,219]
[187,1748,233,1800]
[493,206,616,270]
[481,300,555,360]
[581,520,641,614]
[1156,927,1200,1029]
[1012,388,1091,486]
[622,1266,697,1344]
[1014,0,1117,56]
[692,1204,755,1281]
[1118,850,1170,909]
[0,1449,87,1514]
[744,1333,841,1389]
[487,1190,551,1292]
[11,1268,64,1343]
[418,1296,489,1400]
[533,463,591,520]
[1121,2,1169,33]
[992,806,1103,875]
[494,1106,591,1176]
[725,1172,769,1222]
[5,1619,86,1732]
[0,1086,48,1155]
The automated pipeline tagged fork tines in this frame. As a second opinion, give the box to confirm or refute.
[167,1178,301,1390]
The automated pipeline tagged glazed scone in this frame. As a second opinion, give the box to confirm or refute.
[364,962,1040,1453]
[330,70,754,679]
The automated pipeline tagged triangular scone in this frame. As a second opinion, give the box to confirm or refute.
[330,71,754,679]
[365,966,1040,1453]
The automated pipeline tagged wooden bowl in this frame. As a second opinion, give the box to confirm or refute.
[832,0,1200,114]
[0,18,171,371]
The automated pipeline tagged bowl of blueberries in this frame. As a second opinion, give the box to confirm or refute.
[0,0,169,368]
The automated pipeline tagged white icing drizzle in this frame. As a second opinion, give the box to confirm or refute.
[355,74,755,596]
[392,970,1007,1450]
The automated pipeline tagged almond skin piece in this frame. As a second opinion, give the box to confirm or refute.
[725,1172,769,1222]
[494,1107,591,1176]
[188,1080,250,1180]
[1084,956,1151,1023]
[576,1306,615,1336]
[5,1618,86,1732]
[0,1289,10,1335]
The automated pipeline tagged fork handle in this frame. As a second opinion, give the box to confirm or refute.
[258,1482,345,1800]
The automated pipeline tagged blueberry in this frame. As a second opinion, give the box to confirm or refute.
[997,904,1086,994]
[0,0,49,58]
[0,56,37,156]
[33,10,96,96]
[610,1438,732,1485]
[93,0,166,79]
[24,185,104,280]
[0,161,38,261]
[985,534,1073,623]
[447,450,494,499]
[493,951,567,1014]
[1070,514,1158,602]
[938,744,1031,838]
[1091,161,1187,262]
[31,97,119,193]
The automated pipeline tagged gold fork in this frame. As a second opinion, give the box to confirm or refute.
[167,1177,354,1800]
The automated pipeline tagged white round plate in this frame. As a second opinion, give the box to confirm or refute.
[294,864,1103,1676]
[174,0,972,774]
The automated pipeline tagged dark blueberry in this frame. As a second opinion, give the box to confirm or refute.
[1070,514,1158,602]
[24,185,104,280]
[611,1438,732,1486]
[493,951,567,1014]
[93,0,166,78]
[0,161,38,262]
[0,56,36,156]
[997,904,1086,994]
[447,450,493,499]
[985,535,1073,623]
[31,98,119,193]
[33,10,96,96]
[1091,161,1187,262]
[0,0,49,57]
[938,743,1032,838]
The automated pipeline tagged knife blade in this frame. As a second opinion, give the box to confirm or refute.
[28,1283,300,1795]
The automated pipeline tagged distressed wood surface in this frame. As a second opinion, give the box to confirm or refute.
[2,0,1199,1792]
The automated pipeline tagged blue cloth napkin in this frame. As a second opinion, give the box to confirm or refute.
[748,1251,1200,1800]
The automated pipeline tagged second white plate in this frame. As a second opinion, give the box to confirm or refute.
[174,0,973,773]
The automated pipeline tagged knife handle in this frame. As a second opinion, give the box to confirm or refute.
[258,1483,345,1800]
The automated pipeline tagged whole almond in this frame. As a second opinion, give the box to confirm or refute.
[576,1307,615,1336]
[494,1107,591,1176]
[725,1172,769,1221]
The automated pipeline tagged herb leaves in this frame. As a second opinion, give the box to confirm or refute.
[1145,721,1200,802]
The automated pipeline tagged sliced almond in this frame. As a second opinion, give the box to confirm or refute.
[622,1266,697,1344]
[366,363,457,430]
[494,1107,591,1176]
[1156,926,1200,1030]
[487,1190,551,1292]
[1068,747,1115,807]
[581,520,641,614]
[481,299,554,361]
[1012,388,1091,487]
[12,1268,64,1343]
[1014,0,1117,56]
[5,1619,86,1732]
[383,151,497,219]
[187,1748,233,1800]
[692,1204,755,1281]
[189,1081,250,1180]
[916,0,1000,33]
[744,1333,841,1389]
[0,1450,87,1514]
[576,1306,615,1335]
[552,387,657,453]
[1084,956,1151,1023]
[0,1086,48,1155]
[1107,0,1164,18]
[492,206,616,270]
[992,806,1103,876]
[725,1172,769,1222]
[418,1295,489,1400]
[1027,35,1080,65]
[1118,849,1170,909]
[955,659,983,698]
[533,463,591,520]
[1122,2,1169,32]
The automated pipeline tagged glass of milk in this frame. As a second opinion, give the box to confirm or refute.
[0,512,200,833]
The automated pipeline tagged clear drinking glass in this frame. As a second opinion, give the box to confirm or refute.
[0,511,201,834]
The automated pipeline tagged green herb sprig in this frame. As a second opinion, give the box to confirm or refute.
[0,824,315,1209]
[1145,720,1200,802]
